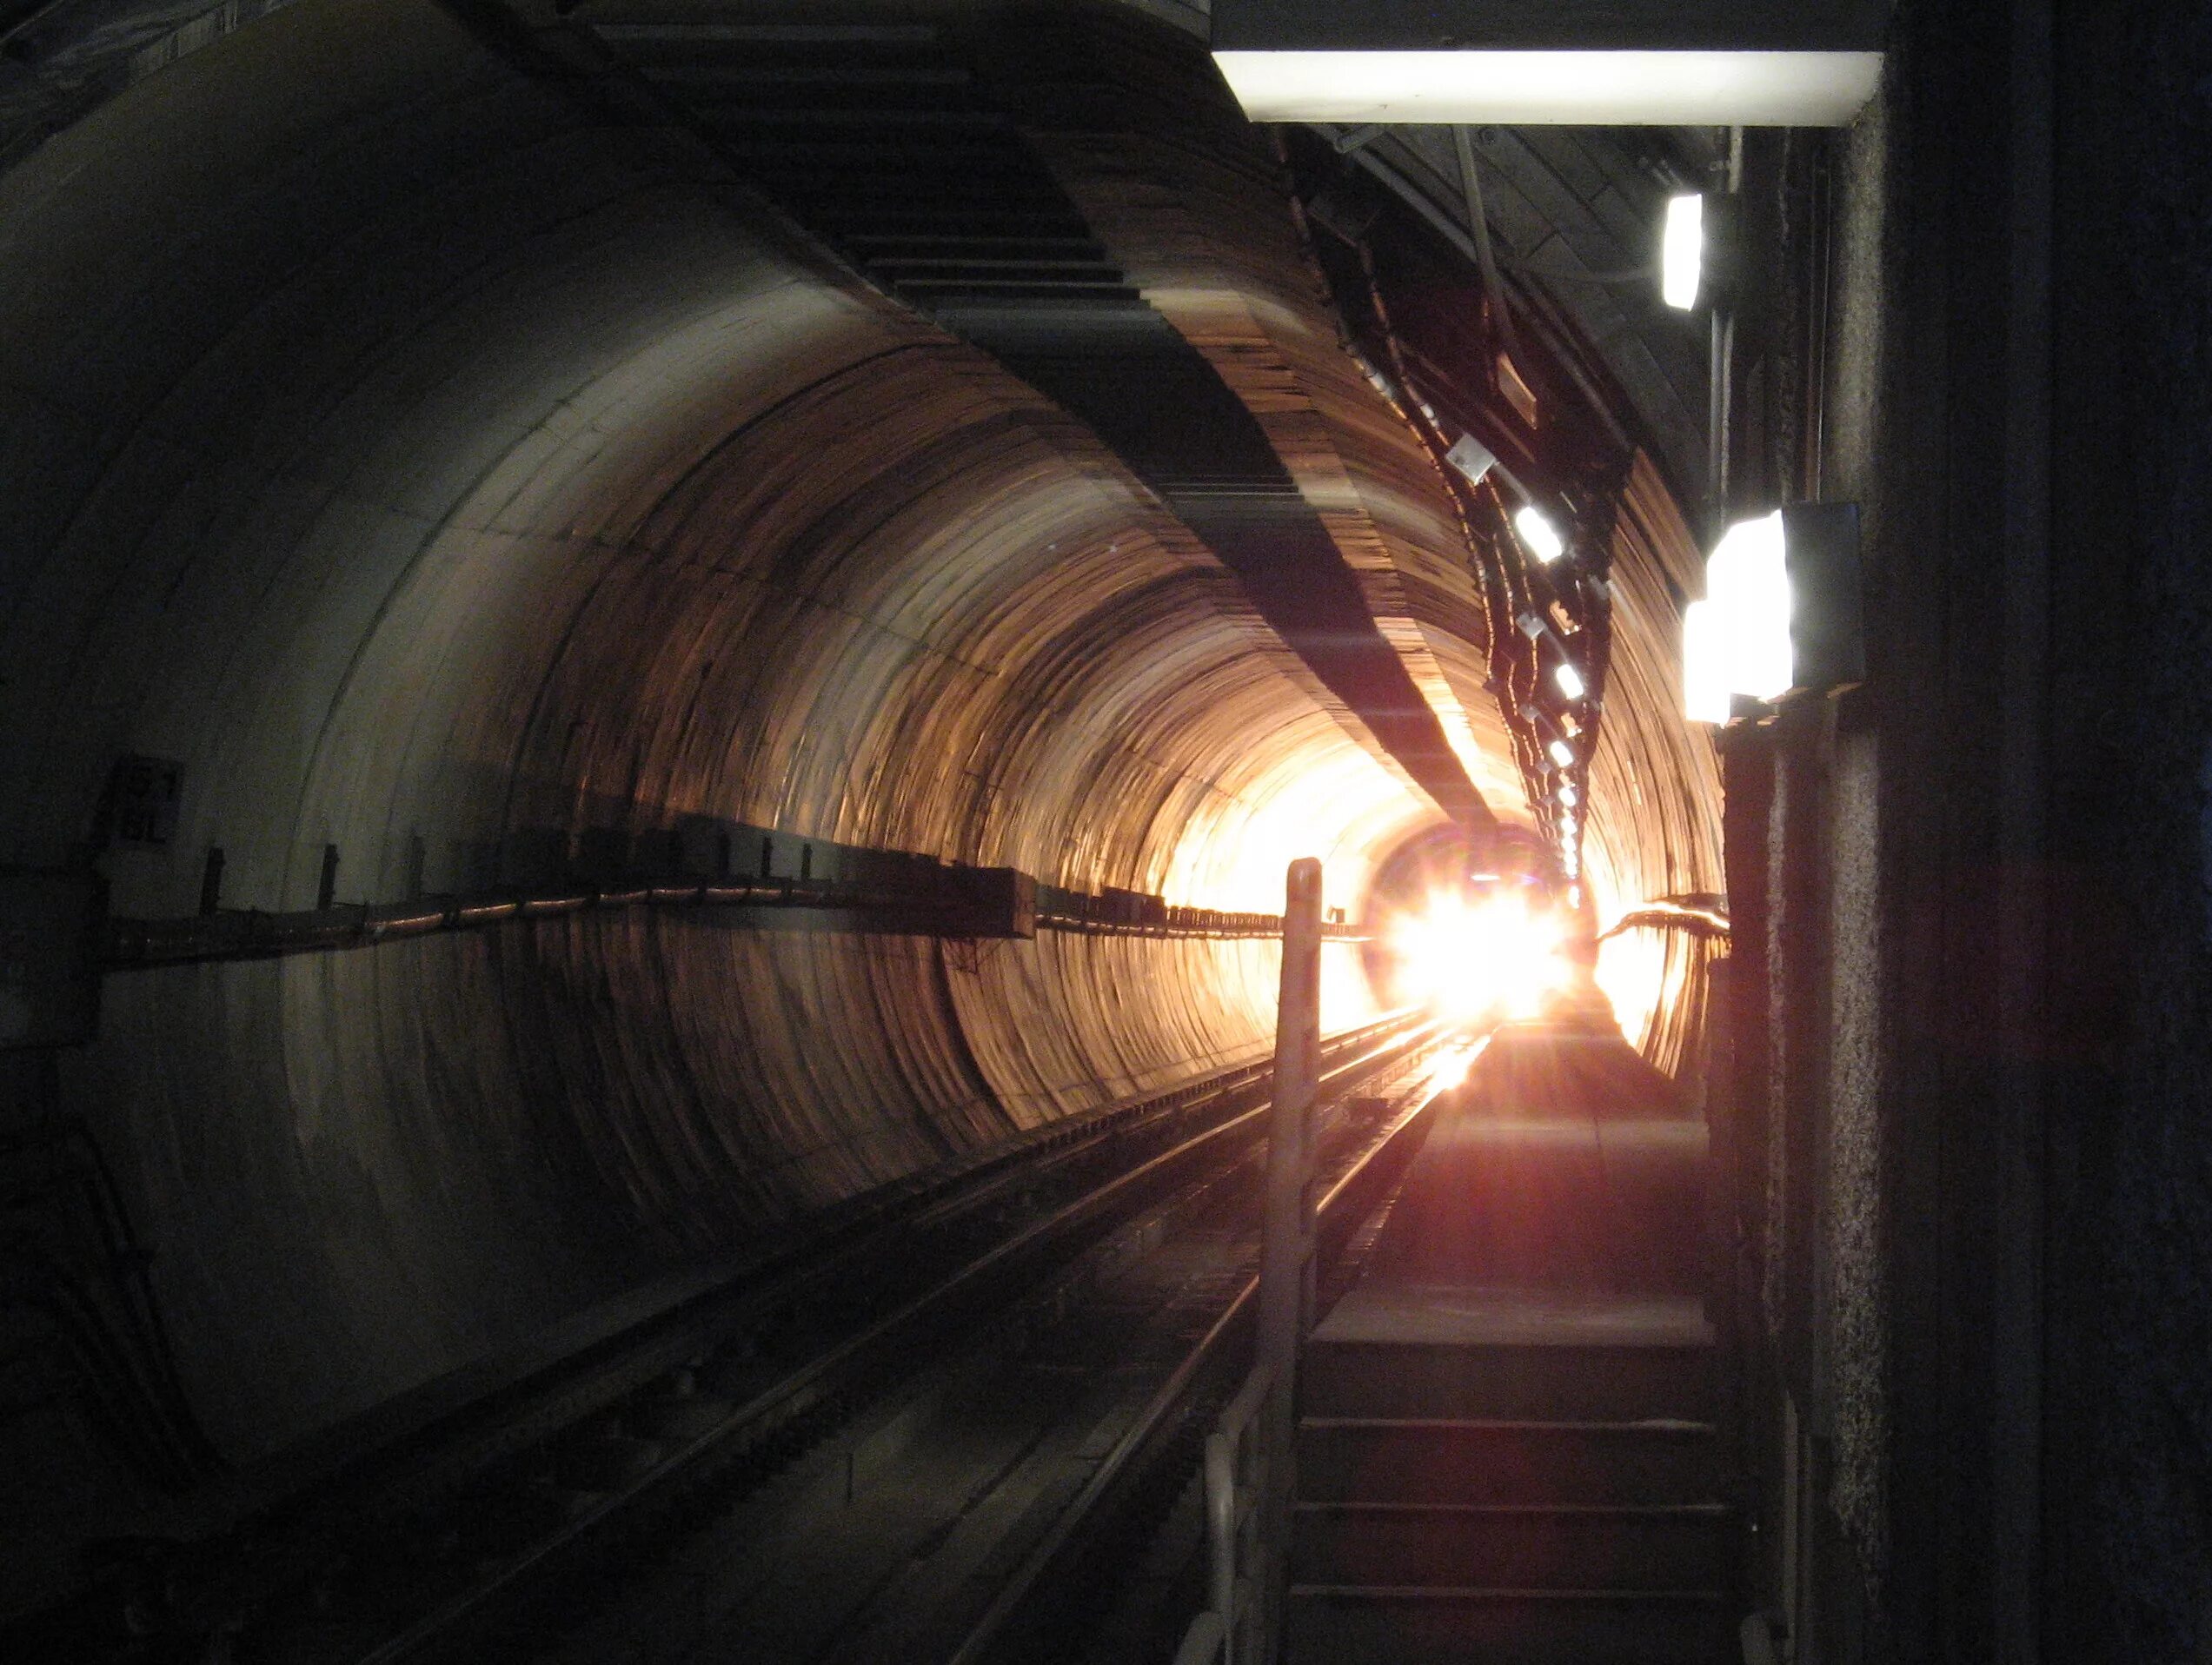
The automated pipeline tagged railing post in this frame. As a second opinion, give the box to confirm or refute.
[1254,856,1322,1661]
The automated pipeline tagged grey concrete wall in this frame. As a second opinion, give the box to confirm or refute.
[1785,1,2212,1659]
[2045,2,2212,1658]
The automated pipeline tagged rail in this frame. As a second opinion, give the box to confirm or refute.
[953,1042,1455,1665]
[380,1022,1441,1664]
[10,1011,1430,1660]
[1176,1359,1275,1665]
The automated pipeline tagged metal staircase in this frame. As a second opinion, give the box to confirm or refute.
[1285,1022,1738,1662]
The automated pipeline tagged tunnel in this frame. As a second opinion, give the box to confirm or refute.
[3,1,2208,1662]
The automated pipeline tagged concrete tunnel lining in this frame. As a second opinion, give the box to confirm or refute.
[0,0,1717,1515]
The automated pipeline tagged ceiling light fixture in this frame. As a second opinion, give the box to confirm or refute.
[1514,505,1566,564]
[1209,49,1883,127]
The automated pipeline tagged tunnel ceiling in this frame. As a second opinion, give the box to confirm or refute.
[0,0,1724,1578]
[0,0,1724,909]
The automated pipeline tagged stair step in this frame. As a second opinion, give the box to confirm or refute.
[1305,1337,1714,1422]
[1298,1417,1722,1506]
[1285,1586,1732,1665]
[1305,1290,1716,1421]
[1375,1117,1709,1292]
[1292,1501,1733,1591]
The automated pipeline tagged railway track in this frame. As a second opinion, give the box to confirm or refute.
[31,1012,1448,1663]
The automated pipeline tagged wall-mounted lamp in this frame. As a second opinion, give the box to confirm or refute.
[1659,190,1745,313]
[1553,660,1586,700]
[1683,502,1863,723]
[1662,193,1704,308]
[1547,738,1577,769]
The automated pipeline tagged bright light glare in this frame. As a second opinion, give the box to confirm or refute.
[1663,193,1704,309]
[1426,1047,1476,1093]
[1514,506,1566,564]
[1682,600,1731,724]
[1548,738,1576,768]
[1596,924,1671,1053]
[1684,511,1796,722]
[1389,891,1571,1023]
[1554,660,1586,700]
[1558,782,1578,806]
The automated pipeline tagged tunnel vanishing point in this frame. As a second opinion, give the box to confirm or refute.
[1,1,2208,1662]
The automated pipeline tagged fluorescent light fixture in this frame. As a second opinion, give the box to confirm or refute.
[1211,50,1883,126]
[1547,738,1576,768]
[1554,661,1587,700]
[1515,506,1565,564]
[1663,193,1704,309]
[1558,783,1578,806]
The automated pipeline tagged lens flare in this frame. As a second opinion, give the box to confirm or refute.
[1425,1045,1478,1092]
[1387,889,1572,1022]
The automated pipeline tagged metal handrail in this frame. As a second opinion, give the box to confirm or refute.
[1176,858,1325,1665]
[1179,1357,1279,1665]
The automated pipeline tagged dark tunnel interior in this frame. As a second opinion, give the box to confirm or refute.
[4,0,2209,1660]
[0,0,1717,1589]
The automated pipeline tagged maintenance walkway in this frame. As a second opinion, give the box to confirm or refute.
[1285,1015,1737,1663]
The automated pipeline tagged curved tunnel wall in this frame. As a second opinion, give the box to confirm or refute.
[0,0,1717,1499]
[1585,454,1727,1066]
[0,0,1412,1461]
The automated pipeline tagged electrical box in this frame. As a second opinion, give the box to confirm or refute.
[956,867,1038,939]
[0,869,106,1050]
